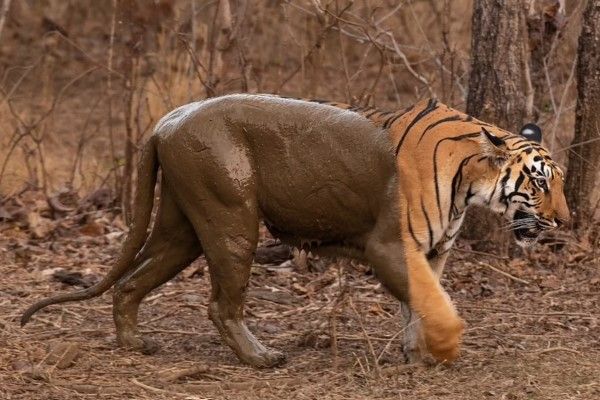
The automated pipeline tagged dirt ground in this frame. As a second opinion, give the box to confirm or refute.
[0,194,598,400]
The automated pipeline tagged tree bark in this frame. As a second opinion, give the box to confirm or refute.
[564,0,600,229]
[466,0,529,131]
[526,0,565,120]
[464,0,529,244]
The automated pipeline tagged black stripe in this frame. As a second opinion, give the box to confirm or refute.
[309,98,332,104]
[507,192,530,201]
[487,171,502,205]
[407,212,421,247]
[449,154,478,221]
[388,104,415,128]
[382,114,398,129]
[508,138,528,148]
[383,105,414,129]
[383,113,404,128]
[421,198,434,249]
[514,172,525,192]
[432,132,482,226]
[514,200,536,208]
[512,143,534,152]
[499,168,512,205]
[426,248,439,260]
[465,183,475,205]
[417,114,462,144]
[395,99,439,155]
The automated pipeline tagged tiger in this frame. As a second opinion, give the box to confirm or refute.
[21,94,570,367]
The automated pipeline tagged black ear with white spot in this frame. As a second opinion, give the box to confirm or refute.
[482,127,506,148]
[520,123,542,143]
[481,127,509,167]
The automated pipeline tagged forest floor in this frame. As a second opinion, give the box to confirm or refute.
[0,190,599,400]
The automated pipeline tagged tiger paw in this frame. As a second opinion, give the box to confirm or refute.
[422,315,465,364]
[117,334,160,355]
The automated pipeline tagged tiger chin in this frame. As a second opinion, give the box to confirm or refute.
[21,95,569,368]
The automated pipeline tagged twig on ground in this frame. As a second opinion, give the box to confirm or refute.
[454,248,510,260]
[349,296,381,378]
[130,378,169,394]
[476,261,530,285]
[157,364,211,383]
[530,346,582,355]
[461,305,593,319]
[375,326,405,364]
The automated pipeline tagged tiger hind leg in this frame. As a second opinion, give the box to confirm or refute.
[183,200,286,368]
[113,182,202,354]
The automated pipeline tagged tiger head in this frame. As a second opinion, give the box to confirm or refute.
[479,124,570,247]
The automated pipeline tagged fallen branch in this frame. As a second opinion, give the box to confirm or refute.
[157,365,211,383]
[530,346,582,355]
[454,248,510,260]
[476,261,530,285]
[461,305,593,319]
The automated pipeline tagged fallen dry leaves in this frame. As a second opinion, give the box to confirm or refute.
[0,189,599,399]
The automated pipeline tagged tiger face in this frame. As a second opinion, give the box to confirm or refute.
[484,124,570,247]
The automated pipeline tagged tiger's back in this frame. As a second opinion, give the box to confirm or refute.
[156,94,400,244]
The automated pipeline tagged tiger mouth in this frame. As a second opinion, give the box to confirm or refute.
[512,210,542,243]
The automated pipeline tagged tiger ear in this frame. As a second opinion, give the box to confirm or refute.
[480,127,509,168]
[520,123,542,143]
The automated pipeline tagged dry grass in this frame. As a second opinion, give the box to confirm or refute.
[0,0,583,196]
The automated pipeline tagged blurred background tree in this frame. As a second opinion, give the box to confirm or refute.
[462,0,530,247]
[0,0,595,237]
[564,0,600,230]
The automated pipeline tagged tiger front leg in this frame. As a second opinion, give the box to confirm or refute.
[366,239,463,364]
[404,245,464,363]
[394,171,464,362]
[400,301,426,364]
[398,249,452,363]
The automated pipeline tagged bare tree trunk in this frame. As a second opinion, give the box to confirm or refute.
[119,0,141,224]
[564,0,600,229]
[526,0,566,121]
[0,0,12,43]
[207,0,243,96]
[118,0,164,223]
[464,0,529,245]
[466,0,529,131]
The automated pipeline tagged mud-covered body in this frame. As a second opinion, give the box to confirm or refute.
[156,94,399,251]
[22,94,568,368]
